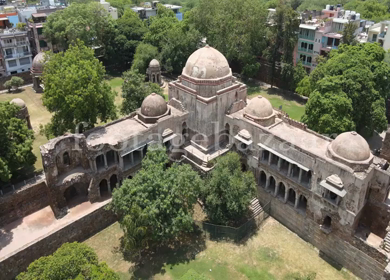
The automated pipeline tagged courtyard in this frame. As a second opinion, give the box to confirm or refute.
[84,218,357,280]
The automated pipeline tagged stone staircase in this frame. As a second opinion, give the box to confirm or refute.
[249,198,263,218]
[383,232,390,253]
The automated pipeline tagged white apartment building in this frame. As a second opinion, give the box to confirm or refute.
[361,21,390,50]
[0,28,32,75]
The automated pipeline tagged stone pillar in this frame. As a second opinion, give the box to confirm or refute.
[265,176,270,189]
[119,155,124,169]
[93,159,97,172]
[130,152,134,164]
[287,163,292,177]
[107,181,112,194]
[104,153,108,168]
[274,183,279,197]
[295,194,299,208]
[32,76,39,92]
[268,153,272,165]
[277,158,282,171]
[284,188,289,203]
[298,169,303,183]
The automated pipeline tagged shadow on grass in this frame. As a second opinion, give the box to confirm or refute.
[123,226,207,279]
[319,251,344,271]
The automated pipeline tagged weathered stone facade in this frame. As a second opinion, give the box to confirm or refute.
[2,45,390,280]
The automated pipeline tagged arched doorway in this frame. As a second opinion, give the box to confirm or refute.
[287,188,296,205]
[277,182,286,199]
[110,174,118,190]
[298,195,307,212]
[99,179,109,198]
[182,122,188,143]
[322,216,332,230]
[259,171,267,187]
[63,152,70,166]
[64,185,78,203]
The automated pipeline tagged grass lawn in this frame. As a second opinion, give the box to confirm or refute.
[247,83,306,121]
[84,218,356,280]
[0,87,52,171]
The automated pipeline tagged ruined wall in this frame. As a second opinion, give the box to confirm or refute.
[0,181,49,227]
[0,205,116,280]
[258,188,387,280]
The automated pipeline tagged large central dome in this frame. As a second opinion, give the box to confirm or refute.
[182,45,231,79]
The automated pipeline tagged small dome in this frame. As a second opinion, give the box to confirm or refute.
[182,45,231,79]
[330,131,371,162]
[149,59,160,67]
[10,98,26,108]
[32,52,45,73]
[245,96,273,118]
[140,93,168,117]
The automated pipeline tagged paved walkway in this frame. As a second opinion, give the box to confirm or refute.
[0,83,33,94]
[0,196,111,260]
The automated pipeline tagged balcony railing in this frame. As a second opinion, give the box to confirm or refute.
[321,43,338,49]
[298,47,313,53]
[299,34,315,40]
[4,52,32,59]
[302,61,312,66]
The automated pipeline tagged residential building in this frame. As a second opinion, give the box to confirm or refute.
[0,6,20,27]
[26,7,63,55]
[362,21,390,50]
[0,26,32,75]
[132,1,183,21]
[295,5,365,72]
[99,0,118,20]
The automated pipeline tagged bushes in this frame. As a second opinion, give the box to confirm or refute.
[4,76,24,92]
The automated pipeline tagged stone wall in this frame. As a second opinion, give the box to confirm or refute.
[258,188,387,280]
[0,204,116,280]
[0,181,49,227]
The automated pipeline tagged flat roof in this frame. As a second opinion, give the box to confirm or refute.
[333,18,349,24]
[268,121,330,159]
[32,13,47,17]
[86,118,147,147]
[299,24,318,30]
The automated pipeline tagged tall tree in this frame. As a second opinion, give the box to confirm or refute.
[159,12,201,74]
[192,0,268,77]
[43,2,115,56]
[109,145,202,251]
[105,9,147,70]
[42,41,117,138]
[120,69,163,115]
[17,242,119,280]
[130,43,159,75]
[342,21,358,46]
[0,102,36,183]
[201,152,257,225]
[302,43,390,135]
[265,1,300,87]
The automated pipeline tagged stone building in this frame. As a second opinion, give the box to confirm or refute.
[146,59,162,85]
[30,51,44,93]
[10,44,390,280]
[10,98,32,129]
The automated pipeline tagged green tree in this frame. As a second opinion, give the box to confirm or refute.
[121,69,163,115]
[345,0,390,22]
[10,76,24,89]
[105,9,147,70]
[159,13,201,74]
[42,41,116,138]
[4,80,12,92]
[0,102,36,183]
[201,152,257,225]
[265,1,300,87]
[143,4,178,50]
[109,145,202,250]
[192,0,268,77]
[43,2,115,55]
[295,76,311,97]
[131,43,159,74]
[17,242,119,280]
[342,21,358,46]
[302,43,390,135]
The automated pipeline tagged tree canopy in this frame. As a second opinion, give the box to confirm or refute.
[201,152,257,225]
[130,43,159,75]
[191,0,268,77]
[42,41,117,138]
[16,242,119,280]
[302,43,390,136]
[120,69,163,115]
[109,145,202,254]
[105,9,147,70]
[0,102,36,183]
[43,2,115,56]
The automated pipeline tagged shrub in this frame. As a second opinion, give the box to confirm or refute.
[10,76,24,89]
